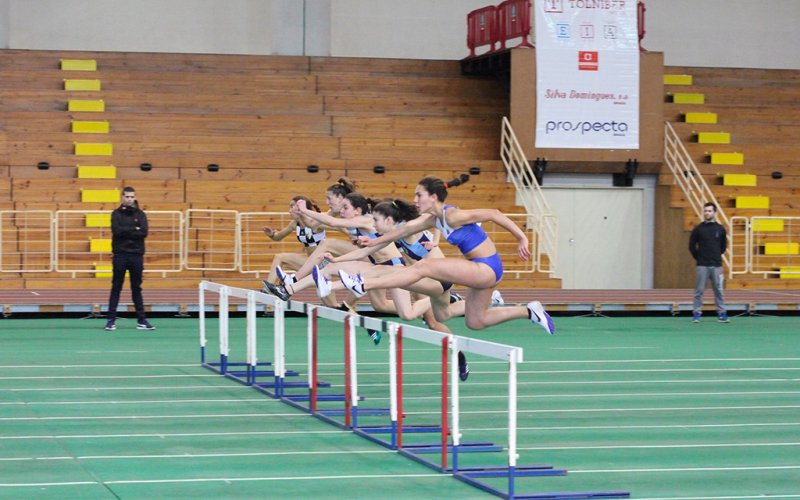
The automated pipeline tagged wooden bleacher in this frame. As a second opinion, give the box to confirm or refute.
[0,49,557,290]
[663,66,800,288]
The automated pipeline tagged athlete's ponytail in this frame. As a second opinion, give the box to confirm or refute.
[373,198,419,223]
[418,173,470,202]
[327,177,357,198]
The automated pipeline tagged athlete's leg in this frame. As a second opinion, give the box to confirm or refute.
[462,287,530,329]
[267,252,306,284]
[293,239,356,280]
[359,258,498,293]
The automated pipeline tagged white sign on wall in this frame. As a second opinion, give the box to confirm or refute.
[534,0,639,149]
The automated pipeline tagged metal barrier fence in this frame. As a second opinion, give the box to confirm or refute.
[0,210,540,277]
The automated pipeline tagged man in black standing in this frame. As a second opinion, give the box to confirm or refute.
[105,186,156,331]
[689,202,728,323]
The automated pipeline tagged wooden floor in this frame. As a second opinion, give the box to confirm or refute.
[2,287,798,315]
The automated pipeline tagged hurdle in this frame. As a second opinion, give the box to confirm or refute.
[198,282,630,499]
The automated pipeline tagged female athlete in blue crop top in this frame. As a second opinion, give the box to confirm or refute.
[337,174,555,335]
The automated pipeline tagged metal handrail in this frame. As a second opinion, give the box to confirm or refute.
[663,121,732,272]
[499,116,558,274]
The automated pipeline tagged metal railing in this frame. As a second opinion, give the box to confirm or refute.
[663,121,733,272]
[500,116,558,274]
[0,209,539,278]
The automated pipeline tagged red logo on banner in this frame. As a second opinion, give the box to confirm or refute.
[578,51,599,71]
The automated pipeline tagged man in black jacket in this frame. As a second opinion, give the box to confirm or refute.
[689,202,728,323]
[105,186,156,331]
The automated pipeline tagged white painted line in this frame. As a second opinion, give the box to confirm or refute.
[0,363,197,368]
[570,464,800,473]
[520,442,800,451]
[0,374,221,380]
[0,473,449,488]
[478,422,800,432]
[0,429,348,440]
[7,385,253,392]
[0,412,312,422]
[0,398,282,406]
[0,449,394,462]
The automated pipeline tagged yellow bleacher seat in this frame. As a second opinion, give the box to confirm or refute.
[735,196,770,209]
[697,132,730,144]
[77,165,116,179]
[64,79,101,91]
[60,59,97,71]
[68,100,105,112]
[672,93,704,104]
[722,174,756,187]
[779,267,800,279]
[75,143,113,156]
[710,152,744,165]
[89,238,112,253]
[85,214,111,228]
[764,242,799,255]
[685,112,717,124]
[72,121,110,134]
[81,189,119,203]
[664,74,693,85]
[94,264,113,278]
[752,219,784,232]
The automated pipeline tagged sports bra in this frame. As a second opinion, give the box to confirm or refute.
[396,230,433,262]
[434,205,488,255]
[295,225,326,248]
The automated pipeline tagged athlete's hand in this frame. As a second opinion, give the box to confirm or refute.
[322,252,335,262]
[295,199,308,212]
[421,240,437,250]
[262,227,275,237]
[357,236,373,247]
[517,238,531,261]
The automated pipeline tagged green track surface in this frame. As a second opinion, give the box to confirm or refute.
[1,314,799,499]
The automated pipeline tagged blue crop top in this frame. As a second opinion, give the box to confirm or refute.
[434,205,488,255]
[396,230,433,262]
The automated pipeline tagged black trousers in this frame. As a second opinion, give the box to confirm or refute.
[107,253,146,321]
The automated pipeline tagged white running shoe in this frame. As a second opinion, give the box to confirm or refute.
[275,266,296,286]
[312,265,332,297]
[491,290,504,306]
[527,301,555,335]
[338,270,366,298]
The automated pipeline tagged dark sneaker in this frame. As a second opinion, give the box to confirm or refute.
[367,329,381,345]
[104,321,116,331]
[136,320,156,331]
[458,351,469,382]
[527,301,555,335]
[449,292,464,304]
[718,313,729,323]
[692,312,701,323]
[262,281,290,301]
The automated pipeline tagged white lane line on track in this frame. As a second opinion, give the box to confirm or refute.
[0,449,394,462]
[5,385,254,392]
[1,429,349,440]
[570,465,800,474]
[0,473,448,488]
[0,364,197,368]
[3,390,800,406]
[0,398,282,406]
[520,442,800,451]
[0,374,221,380]
[0,413,312,422]
[9,404,795,422]
[5,421,798,441]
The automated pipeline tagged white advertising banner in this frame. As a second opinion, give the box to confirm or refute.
[534,0,639,149]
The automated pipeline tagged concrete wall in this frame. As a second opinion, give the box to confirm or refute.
[5,0,796,69]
